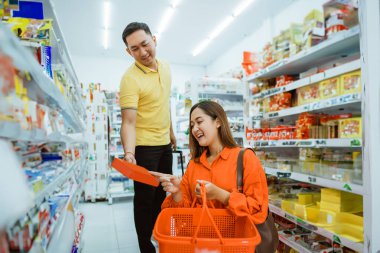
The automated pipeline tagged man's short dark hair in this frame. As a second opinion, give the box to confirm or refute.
[122,22,152,46]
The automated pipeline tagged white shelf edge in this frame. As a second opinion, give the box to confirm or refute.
[253,138,362,148]
[269,204,364,253]
[264,167,364,195]
[251,59,361,100]
[198,91,244,96]
[246,27,360,82]
[263,93,361,119]
[278,234,313,253]
[33,160,80,205]
[20,40,42,48]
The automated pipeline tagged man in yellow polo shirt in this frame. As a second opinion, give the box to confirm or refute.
[119,22,176,253]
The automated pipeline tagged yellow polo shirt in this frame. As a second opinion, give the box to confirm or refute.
[119,59,171,146]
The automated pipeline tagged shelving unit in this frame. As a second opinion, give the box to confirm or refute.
[0,1,88,251]
[245,9,366,250]
[186,77,246,146]
[105,91,134,204]
[270,204,364,252]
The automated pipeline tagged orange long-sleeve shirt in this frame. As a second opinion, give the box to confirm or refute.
[162,147,269,224]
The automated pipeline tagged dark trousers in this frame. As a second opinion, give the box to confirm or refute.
[134,144,173,253]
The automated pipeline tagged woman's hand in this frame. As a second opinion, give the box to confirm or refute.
[149,171,181,194]
[195,180,230,205]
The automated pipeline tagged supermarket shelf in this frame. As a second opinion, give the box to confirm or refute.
[253,138,362,148]
[110,134,120,138]
[110,151,124,156]
[34,161,79,206]
[177,116,189,122]
[20,40,41,48]
[112,121,122,125]
[252,59,361,100]
[264,167,364,195]
[232,132,245,139]
[269,204,364,253]
[0,25,84,132]
[0,120,46,141]
[278,234,312,253]
[107,191,134,204]
[264,93,361,120]
[224,105,244,111]
[247,26,360,82]
[198,90,244,96]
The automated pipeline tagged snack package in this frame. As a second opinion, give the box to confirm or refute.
[303,9,325,49]
[297,83,320,105]
[6,17,52,45]
[339,117,362,138]
[319,77,340,99]
[340,70,361,95]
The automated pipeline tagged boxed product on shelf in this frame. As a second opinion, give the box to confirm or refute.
[262,42,275,67]
[5,17,53,45]
[340,70,361,95]
[296,83,320,106]
[302,9,325,49]
[269,92,292,112]
[323,0,359,38]
[319,77,340,99]
[320,188,362,213]
[339,117,362,138]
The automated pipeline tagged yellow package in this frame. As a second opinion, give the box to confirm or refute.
[297,83,320,105]
[6,17,53,45]
[339,117,362,138]
[320,77,340,99]
[340,70,361,95]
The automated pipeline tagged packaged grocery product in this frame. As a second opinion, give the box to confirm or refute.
[319,77,340,99]
[303,9,325,49]
[323,0,358,38]
[269,92,292,112]
[339,117,362,138]
[297,83,320,106]
[340,70,361,95]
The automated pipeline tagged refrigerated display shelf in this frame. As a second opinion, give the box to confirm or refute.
[247,26,360,82]
[264,93,361,120]
[251,59,361,100]
[253,138,362,148]
[264,167,363,195]
[269,204,363,253]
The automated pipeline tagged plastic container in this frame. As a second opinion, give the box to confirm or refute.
[153,184,260,253]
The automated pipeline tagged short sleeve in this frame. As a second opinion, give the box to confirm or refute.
[119,74,139,109]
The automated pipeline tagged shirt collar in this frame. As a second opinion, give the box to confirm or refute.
[135,59,159,74]
[199,147,233,168]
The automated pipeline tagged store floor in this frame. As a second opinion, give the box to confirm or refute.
[80,199,155,253]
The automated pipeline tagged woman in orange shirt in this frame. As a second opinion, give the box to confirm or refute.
[150,100,268,225]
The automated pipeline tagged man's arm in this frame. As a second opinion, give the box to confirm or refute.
[120,108,137,164]
[170,120,177,151]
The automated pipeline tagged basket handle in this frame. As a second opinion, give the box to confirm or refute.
[192,183,225,245]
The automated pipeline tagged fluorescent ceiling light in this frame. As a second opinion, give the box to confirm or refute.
[192,38,211,56]
[103,29,109,49]
[156,0,181,40]
[233,0,254,17]
[209,16,234,40]
[103,0,110,49]
[191,0,255,56]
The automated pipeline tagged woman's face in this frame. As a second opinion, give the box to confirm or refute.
[190,108,220,147]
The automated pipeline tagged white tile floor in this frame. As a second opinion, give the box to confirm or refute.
[80,199,144,253]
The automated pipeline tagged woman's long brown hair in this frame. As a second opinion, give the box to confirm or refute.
[189,100,239,162]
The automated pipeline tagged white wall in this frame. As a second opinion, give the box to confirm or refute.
[71,55,205,92]
[206,0,326,75]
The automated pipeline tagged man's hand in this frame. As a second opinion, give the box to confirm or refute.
[123,152,136,164]
[170,132,177,151]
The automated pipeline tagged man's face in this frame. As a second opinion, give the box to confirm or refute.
[126,30,156,67]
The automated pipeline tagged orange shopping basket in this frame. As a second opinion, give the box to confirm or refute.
[153,184,261,253]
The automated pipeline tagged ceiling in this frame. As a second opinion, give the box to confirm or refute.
[50,0,294,67]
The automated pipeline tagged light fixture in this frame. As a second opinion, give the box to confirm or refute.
[155,0,181,40]
[192,0,255,56]
[103,0,110,49]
